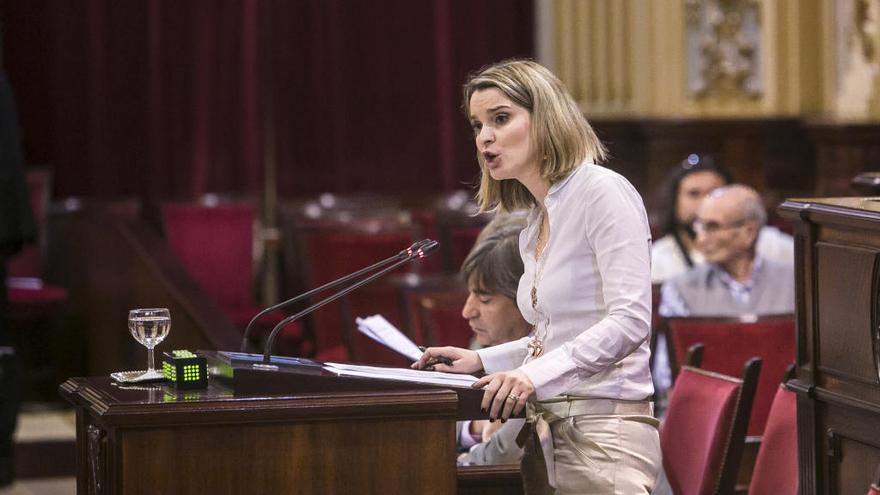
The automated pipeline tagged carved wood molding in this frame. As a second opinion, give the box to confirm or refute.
[87,424,106,495]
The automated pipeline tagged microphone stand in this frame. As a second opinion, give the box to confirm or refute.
[262,241,439,363]
[240,239,433,352]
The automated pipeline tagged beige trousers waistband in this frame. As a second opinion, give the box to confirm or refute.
[516,397,655,489]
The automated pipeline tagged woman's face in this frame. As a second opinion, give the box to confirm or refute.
[675,171,727,228]
[461,274,531,347]
[468,88,538,182]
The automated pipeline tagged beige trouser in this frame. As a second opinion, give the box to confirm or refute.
[519,399,662,495]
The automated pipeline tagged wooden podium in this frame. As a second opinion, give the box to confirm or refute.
[60,351,522,494]
[779,198,880,494]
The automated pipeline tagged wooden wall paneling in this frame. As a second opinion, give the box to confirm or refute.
[457,465,524,495]
[819,404,880,495]
[804,120,880,197]
[815,242,878,385]
[636,119,811,213]
[591,120,648,194]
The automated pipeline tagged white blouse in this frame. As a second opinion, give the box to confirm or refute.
[476,163,654,401]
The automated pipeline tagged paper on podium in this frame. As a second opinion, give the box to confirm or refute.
[324,362,479,388]
[355,314,423,361]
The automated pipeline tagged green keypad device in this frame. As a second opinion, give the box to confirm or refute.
[162,350,208,390]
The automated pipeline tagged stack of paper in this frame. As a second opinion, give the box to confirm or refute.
[324,362,478,388]
[355,314,423,361]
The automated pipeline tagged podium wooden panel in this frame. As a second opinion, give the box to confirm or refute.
[60,352,524,494]
[60,377,460,494]
[779,198,880,495]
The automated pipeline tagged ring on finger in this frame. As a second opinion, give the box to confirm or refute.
[507,393,520,402]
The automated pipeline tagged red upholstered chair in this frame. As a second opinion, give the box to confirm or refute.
[415,290,471,348]
[661,344,761,495]
[407,207,444,274]
[869,465,880,495]
[387,273,466,343]
[666,316,794,436]
[299,225,421,363]
[431,191,492,272]
[448,226,484,273]
[6,169,68,319]
[650,283,664,375]
[4,169,71,400]
[6,170,44,280]
[748,378,798,494]
[160,199,301,353]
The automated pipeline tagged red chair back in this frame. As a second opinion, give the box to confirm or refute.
[340,283,412,366]
[6,169,69,319]
[7,169,51,277]
[301,229,419,359]
[432,191,491,272]
[407,207,443,274]
[748,384,798,495]
[160,201,257,311]
[449,226,484,272]
[415,290,471,348]
[667,317,794,436]
[661,355,761,495]
[870,465,880,495]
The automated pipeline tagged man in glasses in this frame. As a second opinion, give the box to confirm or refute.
[651,154,793,284]
[658,185,794,318]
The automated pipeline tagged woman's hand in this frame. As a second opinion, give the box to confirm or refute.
[411,346,483,374]
[473,370,535,421]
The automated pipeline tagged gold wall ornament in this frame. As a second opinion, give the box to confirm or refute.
[833,0,880,119]
[539,0,829,117]
[686,0,763,99]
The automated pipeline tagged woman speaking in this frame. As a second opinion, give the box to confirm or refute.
[414,60,660,494]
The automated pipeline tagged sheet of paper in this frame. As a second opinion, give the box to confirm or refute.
[324,362,478,383]
[354,314,423,361]
[324,362,479,388]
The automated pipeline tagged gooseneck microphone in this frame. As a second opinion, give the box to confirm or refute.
[259,239,440,363]
[240,239,434,352]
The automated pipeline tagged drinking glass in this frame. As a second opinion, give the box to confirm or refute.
[128,308,171,380]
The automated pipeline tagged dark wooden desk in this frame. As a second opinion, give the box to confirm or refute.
[61,352,525,494]
[61,377,460,494]
[779,197,880,494]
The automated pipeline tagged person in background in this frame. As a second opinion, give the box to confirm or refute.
[649,155,793,407]
[415,59,660,494]
[651,154,793,284]
[659,184,795,318]
[0,69,36,487]
[456,213,530,466]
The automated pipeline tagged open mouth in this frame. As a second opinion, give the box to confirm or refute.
[483,151,499,166]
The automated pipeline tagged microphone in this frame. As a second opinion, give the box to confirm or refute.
[261,239,439,363]
[240,239,434,352]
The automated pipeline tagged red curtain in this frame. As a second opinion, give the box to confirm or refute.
[1,0,533,199]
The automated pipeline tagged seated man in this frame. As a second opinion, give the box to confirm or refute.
[651,154,793,284]
[456,214,531,466]
[659,184,795,318]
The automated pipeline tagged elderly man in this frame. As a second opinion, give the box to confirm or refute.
[651,154,793,284]
[659,185,795,318]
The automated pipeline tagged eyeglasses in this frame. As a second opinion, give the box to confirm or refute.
[692,218,747,235]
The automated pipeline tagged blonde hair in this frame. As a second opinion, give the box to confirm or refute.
[463,59,606,212]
